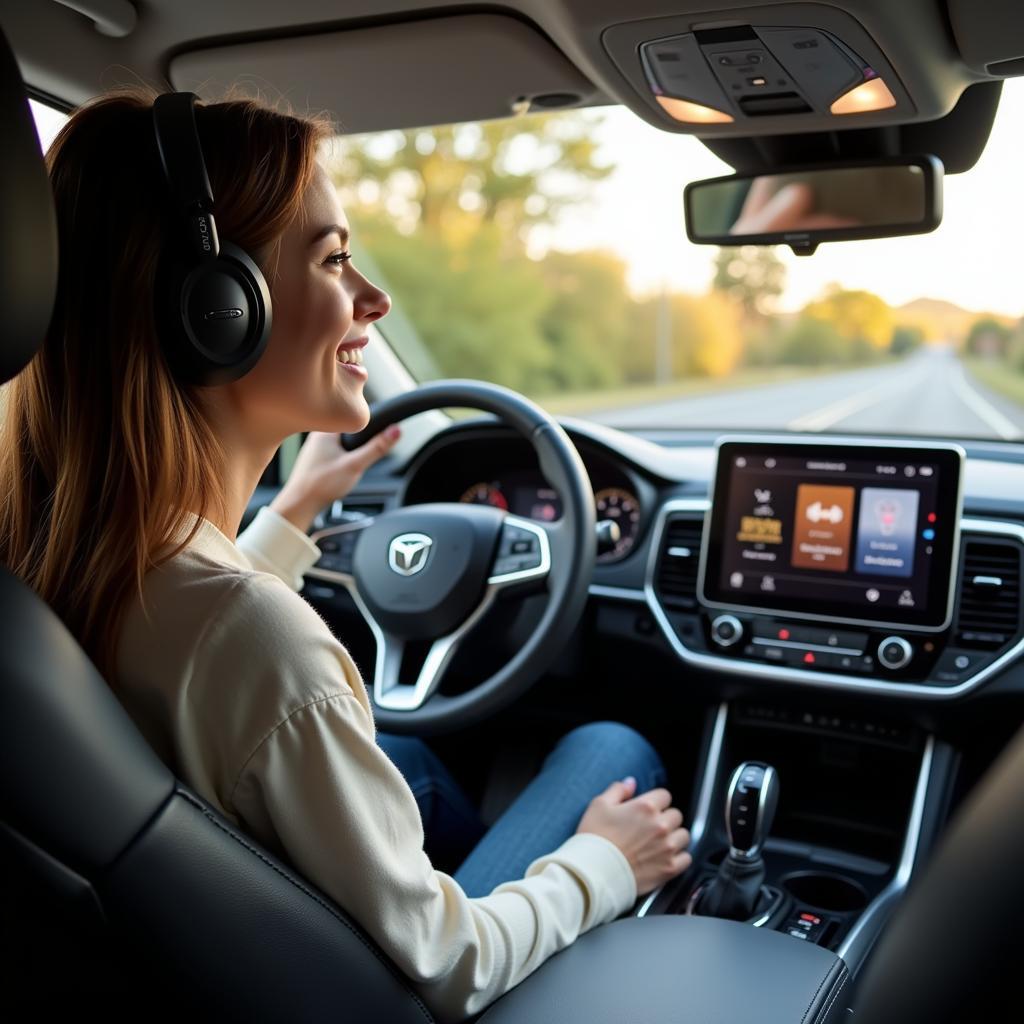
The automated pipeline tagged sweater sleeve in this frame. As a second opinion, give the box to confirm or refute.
[220,579,637,1024]
[236,504,322,591]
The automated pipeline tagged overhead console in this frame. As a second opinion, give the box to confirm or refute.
[600,1,980,138]
[647,437,1024,699]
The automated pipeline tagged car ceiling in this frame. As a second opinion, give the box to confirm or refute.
[2,0,1024,171]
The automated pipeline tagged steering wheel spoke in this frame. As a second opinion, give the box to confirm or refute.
[488,514,552,590]
[365,588,499,710]
[307,516,375,582]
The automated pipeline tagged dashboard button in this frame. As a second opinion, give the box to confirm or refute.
[711,615,743,648]
[878,636,913,670]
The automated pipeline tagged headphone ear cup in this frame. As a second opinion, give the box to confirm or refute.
[158,241,272,387]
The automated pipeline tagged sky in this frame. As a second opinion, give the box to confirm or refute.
[536,79,1024,317]
[31,79,1024,318]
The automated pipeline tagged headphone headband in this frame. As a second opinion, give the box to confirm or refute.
[153,92,220,262]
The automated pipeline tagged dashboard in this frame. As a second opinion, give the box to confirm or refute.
[308,418,1024,706]
[401,432,654,564]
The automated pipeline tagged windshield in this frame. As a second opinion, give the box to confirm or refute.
[326,80,1024,441]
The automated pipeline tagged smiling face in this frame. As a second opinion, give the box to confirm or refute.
[213,161,391,445]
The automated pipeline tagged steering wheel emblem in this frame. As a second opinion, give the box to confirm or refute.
[388,533,433,576]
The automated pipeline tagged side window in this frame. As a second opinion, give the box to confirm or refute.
[29,98,68,153]
[256,434,305,488]
[278,432,304,483]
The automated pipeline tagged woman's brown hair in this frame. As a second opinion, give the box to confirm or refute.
[0,86,331,685]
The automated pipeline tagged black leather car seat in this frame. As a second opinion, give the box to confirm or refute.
[0,23,433,1023]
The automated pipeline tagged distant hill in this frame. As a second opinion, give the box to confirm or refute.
[895,297,1018,343]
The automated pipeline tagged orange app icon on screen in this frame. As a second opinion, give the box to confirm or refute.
[792,484,856,571]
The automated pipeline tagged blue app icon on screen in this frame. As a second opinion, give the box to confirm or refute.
[855,488,919,577]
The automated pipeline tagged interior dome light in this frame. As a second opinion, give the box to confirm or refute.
[656,95,734,124]
[830,76,896,115]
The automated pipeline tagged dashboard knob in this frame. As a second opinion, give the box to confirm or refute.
[878,636,913,670]
[595,518,621,555]
[711,614,743,649]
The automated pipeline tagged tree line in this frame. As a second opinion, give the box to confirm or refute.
[327,113,927,399]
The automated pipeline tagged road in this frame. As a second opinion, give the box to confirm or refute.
[587,347,1024,440]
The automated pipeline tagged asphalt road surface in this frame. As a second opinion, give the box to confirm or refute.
[589,346,1024,441]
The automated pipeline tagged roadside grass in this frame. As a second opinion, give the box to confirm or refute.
[526,365,850,418]
[962,356,1024,408]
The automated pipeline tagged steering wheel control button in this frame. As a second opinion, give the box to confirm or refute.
[878,636,913,670]
[491,519,549,580]
[710,614,743,648]
[314,528,361,575]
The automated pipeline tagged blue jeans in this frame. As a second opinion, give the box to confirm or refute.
[377,721,667,899]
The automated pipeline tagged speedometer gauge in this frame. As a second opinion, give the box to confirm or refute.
[595,487,641,562]
[460,482,509,511]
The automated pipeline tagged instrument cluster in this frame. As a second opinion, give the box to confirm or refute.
[402,433,644,564]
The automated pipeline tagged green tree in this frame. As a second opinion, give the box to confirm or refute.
[1003,318,1024,371]
[351,219,553,392]
[965,317,1012,360]
[890,324,925,357]
[631,291,744,379]
[328,112,613,247]
[534,250,633,393]
[712,245,787,320]
[803,285,893,352]
[779,315,850,366]
[327,110,630,393]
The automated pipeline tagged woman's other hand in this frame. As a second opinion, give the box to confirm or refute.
[575,777,692,896]
[269,425,401,533]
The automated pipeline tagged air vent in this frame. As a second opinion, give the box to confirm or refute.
[655,515,705,609]
[955,538,1022,649]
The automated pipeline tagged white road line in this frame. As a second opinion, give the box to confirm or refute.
[951,365,1023,441]
[786,374,911,432]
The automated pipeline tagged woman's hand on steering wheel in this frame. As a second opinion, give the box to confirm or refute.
[270,425,402,533]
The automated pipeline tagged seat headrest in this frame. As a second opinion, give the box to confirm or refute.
[0,22,58,386]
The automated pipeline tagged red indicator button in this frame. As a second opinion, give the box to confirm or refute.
[779,628,791,640]
[803,652,815,664]
[800,913,821,924]
[927,513,937,523]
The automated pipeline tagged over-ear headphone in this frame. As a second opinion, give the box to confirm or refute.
[152,92,271,386]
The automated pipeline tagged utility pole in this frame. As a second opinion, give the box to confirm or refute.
[656,278,672,385]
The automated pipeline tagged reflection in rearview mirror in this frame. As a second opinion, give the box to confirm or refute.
[685,157,943,255]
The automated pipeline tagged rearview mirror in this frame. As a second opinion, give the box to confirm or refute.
[684,156,943,255]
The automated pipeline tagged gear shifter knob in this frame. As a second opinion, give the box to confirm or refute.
[726,761,779,859]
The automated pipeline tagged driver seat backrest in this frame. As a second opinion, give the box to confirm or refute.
[0,23,433,1023]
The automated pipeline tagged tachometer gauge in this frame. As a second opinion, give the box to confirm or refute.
[460,482,509,511]
[594,487,641,562]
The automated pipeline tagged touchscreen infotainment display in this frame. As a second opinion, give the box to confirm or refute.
[699,438,965,631]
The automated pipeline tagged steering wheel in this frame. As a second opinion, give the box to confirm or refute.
[316,379,595,736]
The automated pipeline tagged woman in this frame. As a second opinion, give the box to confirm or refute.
[0,88,691,1022]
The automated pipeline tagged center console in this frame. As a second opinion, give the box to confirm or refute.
[579,437,992,1013]
[647,435,1024,698]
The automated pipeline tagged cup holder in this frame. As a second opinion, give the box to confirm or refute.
[782,872,869,913]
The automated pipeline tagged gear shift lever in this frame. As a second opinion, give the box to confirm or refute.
[726,761,779,859]
[692,761,780,921]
